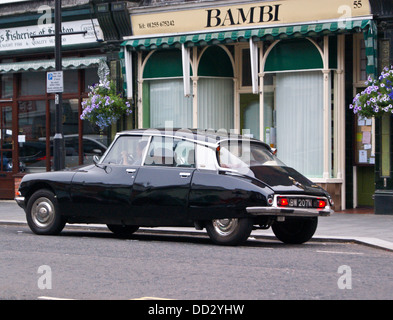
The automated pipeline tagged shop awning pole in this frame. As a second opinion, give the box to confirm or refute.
[249,38,259,94]
[181,44,191,97]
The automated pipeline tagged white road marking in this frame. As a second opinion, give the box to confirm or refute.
[316,250,364,255]
[38,296,74,300]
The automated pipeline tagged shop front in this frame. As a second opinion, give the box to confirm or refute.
[121,0,377,211]
[0,1,110,199]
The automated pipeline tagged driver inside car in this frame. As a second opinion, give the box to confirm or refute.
[120,140,147,165]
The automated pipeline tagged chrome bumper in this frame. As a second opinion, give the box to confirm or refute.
[246,206,333,217]
[247,194,333,218]
[15,196,25,209]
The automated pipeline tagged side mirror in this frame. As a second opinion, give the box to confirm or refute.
[92,148,102,155]
[93,155,100,165]
[270,148,277,155]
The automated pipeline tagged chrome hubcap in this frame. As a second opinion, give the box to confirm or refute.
[212,218,238,236]
[31,197,55,228]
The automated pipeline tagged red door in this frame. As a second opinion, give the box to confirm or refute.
[0,104,14,199]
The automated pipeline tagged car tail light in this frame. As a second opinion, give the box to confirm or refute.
[317,200,326,208]
[277,197,289,207]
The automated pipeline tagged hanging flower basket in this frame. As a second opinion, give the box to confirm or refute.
[80,76,132,130]
[350,66,393,118]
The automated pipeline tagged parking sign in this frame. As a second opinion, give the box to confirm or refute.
[47,71,64,93]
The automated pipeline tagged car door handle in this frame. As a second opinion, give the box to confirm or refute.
[179,172,191,178]
[126,169,136,174]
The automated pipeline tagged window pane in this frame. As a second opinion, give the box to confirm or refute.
[1,106,13,172]
[149,79,192,128]
[20,72,46,96]
[50,99,80,169]
[198,78,234,131]
[84,68,99,92]
[63,70,78,93]
[275,71,324,178]
[1,74,13,99]
[242,48,251,87]
[18,101,47,172]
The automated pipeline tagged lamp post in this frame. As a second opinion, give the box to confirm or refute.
[53,0,64,171]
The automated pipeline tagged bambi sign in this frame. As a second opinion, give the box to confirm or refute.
[129,0,371,36]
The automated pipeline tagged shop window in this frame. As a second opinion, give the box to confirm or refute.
[0,74,13,99]
[241,48,252,87]
[63,70,78,93]
[143,50,183,79]
[84,68,100,92]
[147,79,193,128]
[197,46,234,131]
[240,94,259,139]
[198,46,233,77]
[20,72,46,96]
[265,39,323,72]
[198,78,233,131]
[353,34,368,85]
[263,39,326,178]
[18,100,47,172]
[264,71,324,178]
[142,50,193,128]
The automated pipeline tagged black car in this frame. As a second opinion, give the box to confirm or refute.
[15,129,333,245]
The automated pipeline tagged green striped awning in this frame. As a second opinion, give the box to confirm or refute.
[122,19,372,50]
[0,56,106,73]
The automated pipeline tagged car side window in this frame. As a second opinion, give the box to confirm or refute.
[174,140,195,167]
[144,136,195,168]
[101,135,148,166]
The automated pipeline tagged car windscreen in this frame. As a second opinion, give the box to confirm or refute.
[218,141,285,169]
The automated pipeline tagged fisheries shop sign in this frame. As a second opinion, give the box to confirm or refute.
[0,19,102,52]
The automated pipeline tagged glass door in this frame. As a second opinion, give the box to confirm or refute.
[0,104,14,199]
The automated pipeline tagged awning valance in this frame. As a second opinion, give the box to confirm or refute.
[0,56,106,74]
[122,19,372,50]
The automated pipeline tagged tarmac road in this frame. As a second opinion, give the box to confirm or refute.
[1,200,393,251]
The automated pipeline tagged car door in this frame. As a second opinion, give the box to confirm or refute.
[130,136,195,225]
[69,135,147,224]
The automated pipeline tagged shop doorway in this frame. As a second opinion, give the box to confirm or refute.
[0,104,14,199]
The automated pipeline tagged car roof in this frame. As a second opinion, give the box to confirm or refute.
[116,128,269,148]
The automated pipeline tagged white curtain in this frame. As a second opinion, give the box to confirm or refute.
[149,79,193,128]
[276,71,324,178]
[197,78,234,131]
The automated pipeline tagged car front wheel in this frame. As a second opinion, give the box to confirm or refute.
[272,217,318,244]
[206,218,253,246]
[26,189,66,235]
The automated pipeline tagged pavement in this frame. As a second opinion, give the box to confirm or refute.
[1,200,393,251]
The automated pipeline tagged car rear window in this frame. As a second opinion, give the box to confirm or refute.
[218,141,285,169]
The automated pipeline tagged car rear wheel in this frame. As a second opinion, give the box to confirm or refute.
[107,224,139,238]
[26,189,66,235]
[206,218,253,246]
[272,217,318,244]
